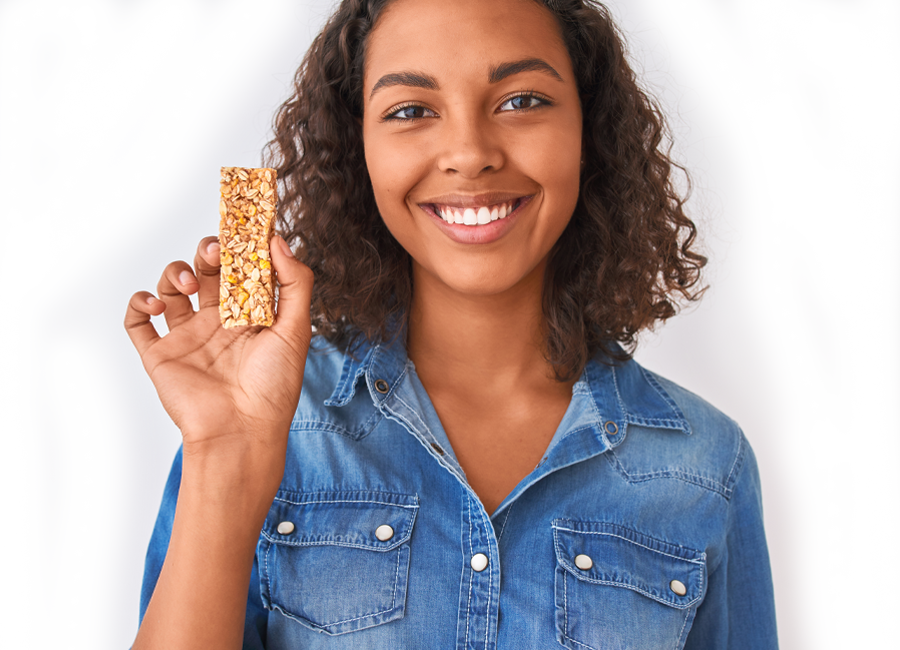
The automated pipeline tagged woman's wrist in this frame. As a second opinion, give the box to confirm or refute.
[180,434,288,514]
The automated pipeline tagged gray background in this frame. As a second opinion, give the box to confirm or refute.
[0,0,898,650]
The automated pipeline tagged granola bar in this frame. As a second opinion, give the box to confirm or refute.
[218,166,277,328]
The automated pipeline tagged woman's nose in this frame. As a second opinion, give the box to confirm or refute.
[436,111,504,178]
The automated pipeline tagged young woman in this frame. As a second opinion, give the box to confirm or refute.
[126,0,778,648]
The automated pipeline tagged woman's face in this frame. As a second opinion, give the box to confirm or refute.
[362,0,582,299]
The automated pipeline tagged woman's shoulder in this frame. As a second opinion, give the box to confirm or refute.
[607,357,753,501]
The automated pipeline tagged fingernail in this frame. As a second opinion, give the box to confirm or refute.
[146,296,157,306]
[207,241,220,255]
[179,270,195,286]
[277,236,294,258]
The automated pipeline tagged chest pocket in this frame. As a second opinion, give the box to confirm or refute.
[552,520,706,650]
[259,490,418,636]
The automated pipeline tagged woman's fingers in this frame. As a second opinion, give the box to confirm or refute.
[125,291,165,356]
[270,236,314,352]
[157,261,199,330]
[194,236,222,310]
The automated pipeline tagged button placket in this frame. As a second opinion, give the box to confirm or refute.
[456,495,500,650]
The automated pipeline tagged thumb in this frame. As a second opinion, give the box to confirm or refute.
[270,235,314,348]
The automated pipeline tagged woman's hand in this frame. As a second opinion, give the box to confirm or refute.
[125,235,313,461]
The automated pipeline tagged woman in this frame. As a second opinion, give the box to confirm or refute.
[126,0,778,647]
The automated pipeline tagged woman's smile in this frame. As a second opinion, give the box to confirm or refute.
[417,193,534,244]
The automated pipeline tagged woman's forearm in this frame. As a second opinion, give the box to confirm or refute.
[133,444,285,650]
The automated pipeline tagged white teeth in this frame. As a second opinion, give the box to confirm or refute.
[434,200,519,226]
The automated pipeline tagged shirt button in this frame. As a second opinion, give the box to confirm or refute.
[276,521,295,535]
[574,554,593,570]
[374,379,390,394]
[470,553,489,572]
[375,525,395,541]
[669,579,687,596]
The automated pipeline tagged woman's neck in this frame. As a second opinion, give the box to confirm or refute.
[406,259,558,392]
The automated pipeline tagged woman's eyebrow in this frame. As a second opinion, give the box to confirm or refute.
[369,58,562,100]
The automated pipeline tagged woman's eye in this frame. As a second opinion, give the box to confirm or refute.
[385,105,436,121]
[498,94,549,112]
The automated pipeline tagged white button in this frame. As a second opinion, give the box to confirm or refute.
[276,521,295,535]
[670,579,687,596]
[470,553,489,572]
[375,525,394,541]
[574,554,593,570]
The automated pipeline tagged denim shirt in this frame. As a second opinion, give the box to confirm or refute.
[140,336,778,649]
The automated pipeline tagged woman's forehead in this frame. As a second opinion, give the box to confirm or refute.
[364,0,571,91]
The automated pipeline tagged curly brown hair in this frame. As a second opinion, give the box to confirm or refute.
[265,0,706,381]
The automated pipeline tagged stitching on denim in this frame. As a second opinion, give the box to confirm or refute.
[620,468,729,497]
[290,420,361,438]
[548,423,599,450]
[583,378,603,423]
[496,503,515,543]
[372,357,410,401]
[260,535,409,551]
[625,415,688,428]
[565,636,599,650]
[675,609,691,649]
[383,400,464,480]
[262,541,272,608]
[307,600,397,628]
[393,393,433,438]
[555,527,600,650]
[464,496,474,648]
[721,431,745,499]
[638,365,686,421]
[275,488,418,501]
[390,542,402,610]
[610,364,628,420]
[565,576,701,609]
[289,415,384,440]
[485,509,493,650]
[604,450,731,498]
[384,404,456,474]
[392,391,464,473]
[400,498,418,540]
[268,553,406,631]
[273,496,419,508]
[355,408,386,440]
[323,352,356,405]
[563,564,570,640]
[552,527,705,564]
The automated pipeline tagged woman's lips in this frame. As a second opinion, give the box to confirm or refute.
[418,195,533,245]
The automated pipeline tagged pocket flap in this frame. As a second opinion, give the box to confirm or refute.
[552,520,706,609]
[263,490,418,552]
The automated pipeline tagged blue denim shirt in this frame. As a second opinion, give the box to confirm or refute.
[141,336,778,649]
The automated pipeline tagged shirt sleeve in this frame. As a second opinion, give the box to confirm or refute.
[138,447,270,650]
[684,434,779,649]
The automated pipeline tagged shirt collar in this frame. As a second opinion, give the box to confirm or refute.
[324,336,690,440]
